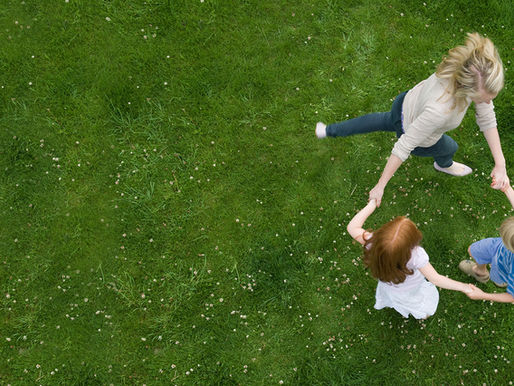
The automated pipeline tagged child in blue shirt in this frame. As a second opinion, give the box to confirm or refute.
[460,217,514,303]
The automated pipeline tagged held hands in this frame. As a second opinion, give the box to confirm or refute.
[365,198,378,214]
[465,284,485,300]
[491,175,514,208]
[369,185,384,207]
[490,166,510,191]
[462,283,473,294]
[367,198,378,208]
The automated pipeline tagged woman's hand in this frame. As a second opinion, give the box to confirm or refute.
[465,284,485,300]
[369,185,384,207]
[368,154,403,208]
[491,165,509,191]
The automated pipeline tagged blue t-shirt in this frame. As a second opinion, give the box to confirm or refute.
[495,242,514,297]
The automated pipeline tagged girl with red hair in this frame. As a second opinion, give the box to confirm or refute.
[347,199,472,319]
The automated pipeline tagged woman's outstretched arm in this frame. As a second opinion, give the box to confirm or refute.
[483,127,510,191]
[369,154,403,206]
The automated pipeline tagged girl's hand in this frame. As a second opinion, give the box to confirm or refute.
[369,185,384,207]
[465,284,485,300]
[491,166,509,191]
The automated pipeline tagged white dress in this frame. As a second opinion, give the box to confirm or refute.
[373,246,439,319]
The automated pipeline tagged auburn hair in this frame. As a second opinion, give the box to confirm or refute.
[436,32,504,111]
[363,217,422,284]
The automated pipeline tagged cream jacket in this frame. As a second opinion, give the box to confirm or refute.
[392,73,497,161]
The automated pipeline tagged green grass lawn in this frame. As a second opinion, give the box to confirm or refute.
[0,0,513,384]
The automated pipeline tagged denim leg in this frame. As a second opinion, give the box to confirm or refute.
[410,135,458,168]
[326,91,407,138]
[326,112,395,137]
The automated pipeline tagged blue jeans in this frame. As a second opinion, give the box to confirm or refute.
[326,92,458,168]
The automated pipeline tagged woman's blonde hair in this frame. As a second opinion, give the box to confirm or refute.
[500,217,514,253]
[436,32,504,111]
[363,217,422,284]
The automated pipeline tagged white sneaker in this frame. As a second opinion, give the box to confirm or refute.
[316,122,327,139]
[433,161,472,176]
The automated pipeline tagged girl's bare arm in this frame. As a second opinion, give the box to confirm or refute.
[419,263,472,293]
[347,200,377,245]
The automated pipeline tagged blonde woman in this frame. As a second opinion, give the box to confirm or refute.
[316,33,508,206]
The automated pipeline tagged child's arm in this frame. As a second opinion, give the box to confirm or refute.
[503,185,514,208]
[466,284,514,303]
[419,263,472,293]
[492,177,514,208]
[347,199,377,245]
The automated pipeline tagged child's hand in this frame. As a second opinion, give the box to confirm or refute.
[491,175,510,192]
[491,180,509,193]
[462,283,473,294]
[465,284,485,300]
[369,185,384,207]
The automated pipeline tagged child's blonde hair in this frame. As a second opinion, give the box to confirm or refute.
[500,217,514,252]
[363,217,422,284]
[436,32,504,111]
